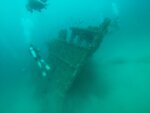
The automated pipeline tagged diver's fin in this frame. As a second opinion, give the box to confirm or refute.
[45,64,51,70]
[42,71,47,77]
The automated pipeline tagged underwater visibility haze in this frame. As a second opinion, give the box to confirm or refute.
[0,0,150,113]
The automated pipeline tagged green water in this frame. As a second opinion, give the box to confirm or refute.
[0,0,150,113]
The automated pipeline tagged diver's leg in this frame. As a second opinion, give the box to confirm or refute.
[38,60,48,77]
[36,60,47,77]
[40,59,51,70]
[37,60,42,68]
[42,71,47,77]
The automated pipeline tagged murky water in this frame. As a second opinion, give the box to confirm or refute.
[0,0,150,113]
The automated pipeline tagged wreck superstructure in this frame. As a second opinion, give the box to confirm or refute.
[34,18,111,113]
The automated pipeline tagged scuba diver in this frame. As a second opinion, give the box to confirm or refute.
[41,0,47,3]
[29,44,51,77]
[26,0,47,13]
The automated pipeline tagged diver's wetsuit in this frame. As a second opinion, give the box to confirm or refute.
[29,44,51,77]
[41,0,47,3]
[26,0,47,13]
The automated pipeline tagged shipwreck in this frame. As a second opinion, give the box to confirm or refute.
[33,17,112,113]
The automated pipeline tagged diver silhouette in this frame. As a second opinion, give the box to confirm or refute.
[29,44,51,77]
[26,0,47,13]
